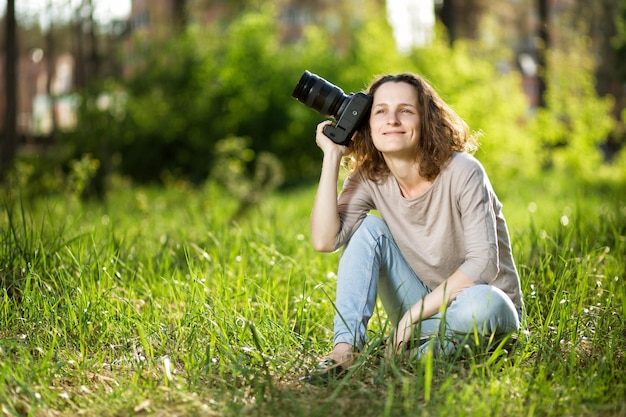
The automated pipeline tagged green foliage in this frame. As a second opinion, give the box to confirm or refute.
[529,38,615,175]
[53,2,622,190]
[409,36,539,178]
[212,136,284,220]
[4,148,103,203]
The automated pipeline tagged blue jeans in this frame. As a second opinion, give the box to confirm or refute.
[333,215,520,356]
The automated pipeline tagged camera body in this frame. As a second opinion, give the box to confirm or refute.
[292,70,372,146]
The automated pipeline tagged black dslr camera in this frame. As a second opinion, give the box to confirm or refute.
[292,70,372,146]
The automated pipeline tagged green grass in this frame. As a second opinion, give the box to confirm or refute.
[1,175,625,416]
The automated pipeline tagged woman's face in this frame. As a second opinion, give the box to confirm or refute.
[369,81,421,158]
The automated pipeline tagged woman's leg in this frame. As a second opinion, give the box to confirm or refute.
[331,215,519,361]
[410,285,520,357]
[333,215,429,351]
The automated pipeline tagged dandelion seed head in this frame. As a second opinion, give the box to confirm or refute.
[560,215,569,226]
[528,202,537,213]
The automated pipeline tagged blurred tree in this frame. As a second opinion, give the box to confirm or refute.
[1,0,17,179]
[529,37,615,174]
[410,36,539,179]
[172,0,187,28]
[45,1,58,138]
[73,0,101,88]
[608,0,626,160]
[536,0,548,108]
[437,0,489,44]
[617,0,626,83]
[545,0,625,161]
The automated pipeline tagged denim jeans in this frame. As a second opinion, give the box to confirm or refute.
[333,215,520,356]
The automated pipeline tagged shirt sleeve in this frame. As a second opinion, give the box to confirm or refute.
[334,172,375,250]
[456,163,500,284]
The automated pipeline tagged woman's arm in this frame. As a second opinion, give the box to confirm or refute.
[310,121,351,252]
[393,269,475,351]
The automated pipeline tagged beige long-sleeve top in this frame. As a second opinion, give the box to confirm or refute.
[334,151,523,309]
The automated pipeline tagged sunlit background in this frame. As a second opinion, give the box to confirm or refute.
[0,0,130,25]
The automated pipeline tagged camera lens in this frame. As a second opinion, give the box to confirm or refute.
[292,71,349,120]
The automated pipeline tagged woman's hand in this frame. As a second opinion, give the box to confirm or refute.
[384,315,414,362]
[315,120,351,157]
[390,270,475,355]
[393,311,415,353]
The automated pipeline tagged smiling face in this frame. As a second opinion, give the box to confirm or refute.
[369,81,421,159]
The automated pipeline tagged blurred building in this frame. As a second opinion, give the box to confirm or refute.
[0,47,77,139]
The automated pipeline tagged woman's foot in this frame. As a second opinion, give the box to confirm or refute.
[301,343,355,385]
[327,342,355,368]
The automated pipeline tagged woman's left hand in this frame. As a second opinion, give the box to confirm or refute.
[393,314,413,353]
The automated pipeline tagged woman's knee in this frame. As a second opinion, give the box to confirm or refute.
[446,285,519,334]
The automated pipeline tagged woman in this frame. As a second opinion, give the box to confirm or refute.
[304,73,523,384]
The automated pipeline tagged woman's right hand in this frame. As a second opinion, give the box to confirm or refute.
[315,120,351,157]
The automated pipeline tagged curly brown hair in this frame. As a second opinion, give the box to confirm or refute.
[349,73,478,182]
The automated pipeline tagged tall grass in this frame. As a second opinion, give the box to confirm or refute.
[1,175,625,416]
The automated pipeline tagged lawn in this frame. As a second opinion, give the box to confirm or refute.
[1,174,625,416]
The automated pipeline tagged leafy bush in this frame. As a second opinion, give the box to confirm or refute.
[53,3,622,191]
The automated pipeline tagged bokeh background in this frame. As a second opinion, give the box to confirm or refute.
[1,0,625,197]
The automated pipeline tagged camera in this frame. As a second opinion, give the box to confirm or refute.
[292,70,372,146]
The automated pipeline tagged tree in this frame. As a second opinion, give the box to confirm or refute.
[1,0,17,178]
[74,0,100,89]
[437,0,489,45]
[537,0,549,108]
[45,1,58,138]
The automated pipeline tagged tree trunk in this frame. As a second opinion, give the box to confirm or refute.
[440,0,456,45]
[173,0,187,29]
[74,3,86,89]
[87,0,99,82]
[45,20,58,138]
[537,0,549,108]
[1,0,18,178]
